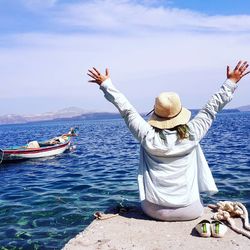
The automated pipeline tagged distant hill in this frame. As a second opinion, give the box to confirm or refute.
[53,112,121,122]
[0,107,121,125]
[0,105,249,125]
[237,105,250,112]
[0,107,87,125]
[0,114,27,124]
[22,107,88,122]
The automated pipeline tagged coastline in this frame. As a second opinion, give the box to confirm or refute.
[63,206,250,250]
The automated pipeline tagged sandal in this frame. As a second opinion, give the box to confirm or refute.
[211,220,228,238]
[195,220,211,237]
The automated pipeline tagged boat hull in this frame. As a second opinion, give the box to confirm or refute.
[2,141,71,162]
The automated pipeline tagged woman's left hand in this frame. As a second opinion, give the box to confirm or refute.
[87,67,110,85]
[227,61,250,83]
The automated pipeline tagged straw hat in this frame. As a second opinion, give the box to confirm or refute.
[148,92,191,129]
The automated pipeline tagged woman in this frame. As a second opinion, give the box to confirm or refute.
[87,61,249,221]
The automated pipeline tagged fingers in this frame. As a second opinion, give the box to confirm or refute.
[227,65,230,77]
[87,66,110,85]
[242,70,250,77]
[93,67,100,76]
[239,61,249,73]
[230,60,250,82]
[87,67,109,85]
[105,68,109,77]
[234,60,242,71]
[88,69,99,79]
[87,73,98,83]
[234,60,249,73]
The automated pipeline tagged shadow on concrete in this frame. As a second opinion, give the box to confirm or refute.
[104,203,153,221]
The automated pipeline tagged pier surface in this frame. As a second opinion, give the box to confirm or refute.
[63,207,250,250]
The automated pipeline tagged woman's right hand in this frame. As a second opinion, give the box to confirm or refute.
[87,67,110,85]
[227,61,250,83]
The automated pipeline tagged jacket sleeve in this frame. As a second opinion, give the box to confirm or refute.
[99,78,154,143]
[188,79,238,141]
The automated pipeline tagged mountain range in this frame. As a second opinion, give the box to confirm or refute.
[0,105,249,125]
[0,107,120,125]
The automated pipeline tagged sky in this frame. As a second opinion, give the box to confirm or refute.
[1,0,250,115]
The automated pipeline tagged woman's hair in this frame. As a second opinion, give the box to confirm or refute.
[154,124,190,140]
[173,124,190,140]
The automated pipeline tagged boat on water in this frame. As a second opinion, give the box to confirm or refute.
[0,128,77,163]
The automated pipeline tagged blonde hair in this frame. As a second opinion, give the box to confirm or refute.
[154,124,190,140]
[174,124,189,140]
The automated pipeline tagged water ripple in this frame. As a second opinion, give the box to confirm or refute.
[0,114,249,249]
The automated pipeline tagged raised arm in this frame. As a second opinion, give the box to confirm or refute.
[188,61,249,141]
[87,67,154,143]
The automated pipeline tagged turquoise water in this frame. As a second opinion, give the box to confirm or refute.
[0,112,249,249]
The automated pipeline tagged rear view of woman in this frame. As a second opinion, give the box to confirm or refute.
[87,61,249,221]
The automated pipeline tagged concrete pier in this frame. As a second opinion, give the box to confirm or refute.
[63,207,250,250]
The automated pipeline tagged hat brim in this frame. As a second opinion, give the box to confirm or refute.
[148,107,191,129]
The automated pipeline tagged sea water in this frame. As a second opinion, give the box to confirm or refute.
[0,112,249,249]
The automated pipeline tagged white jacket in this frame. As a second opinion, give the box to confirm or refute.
[100,78,237,207]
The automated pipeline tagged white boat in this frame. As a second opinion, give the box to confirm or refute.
[0,128,77,163]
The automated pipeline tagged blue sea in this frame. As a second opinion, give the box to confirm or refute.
[0,112,249,249]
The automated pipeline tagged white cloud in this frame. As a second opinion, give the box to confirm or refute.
[55,0,250,33]
[1,0,250,114]
[1,31,250,113]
